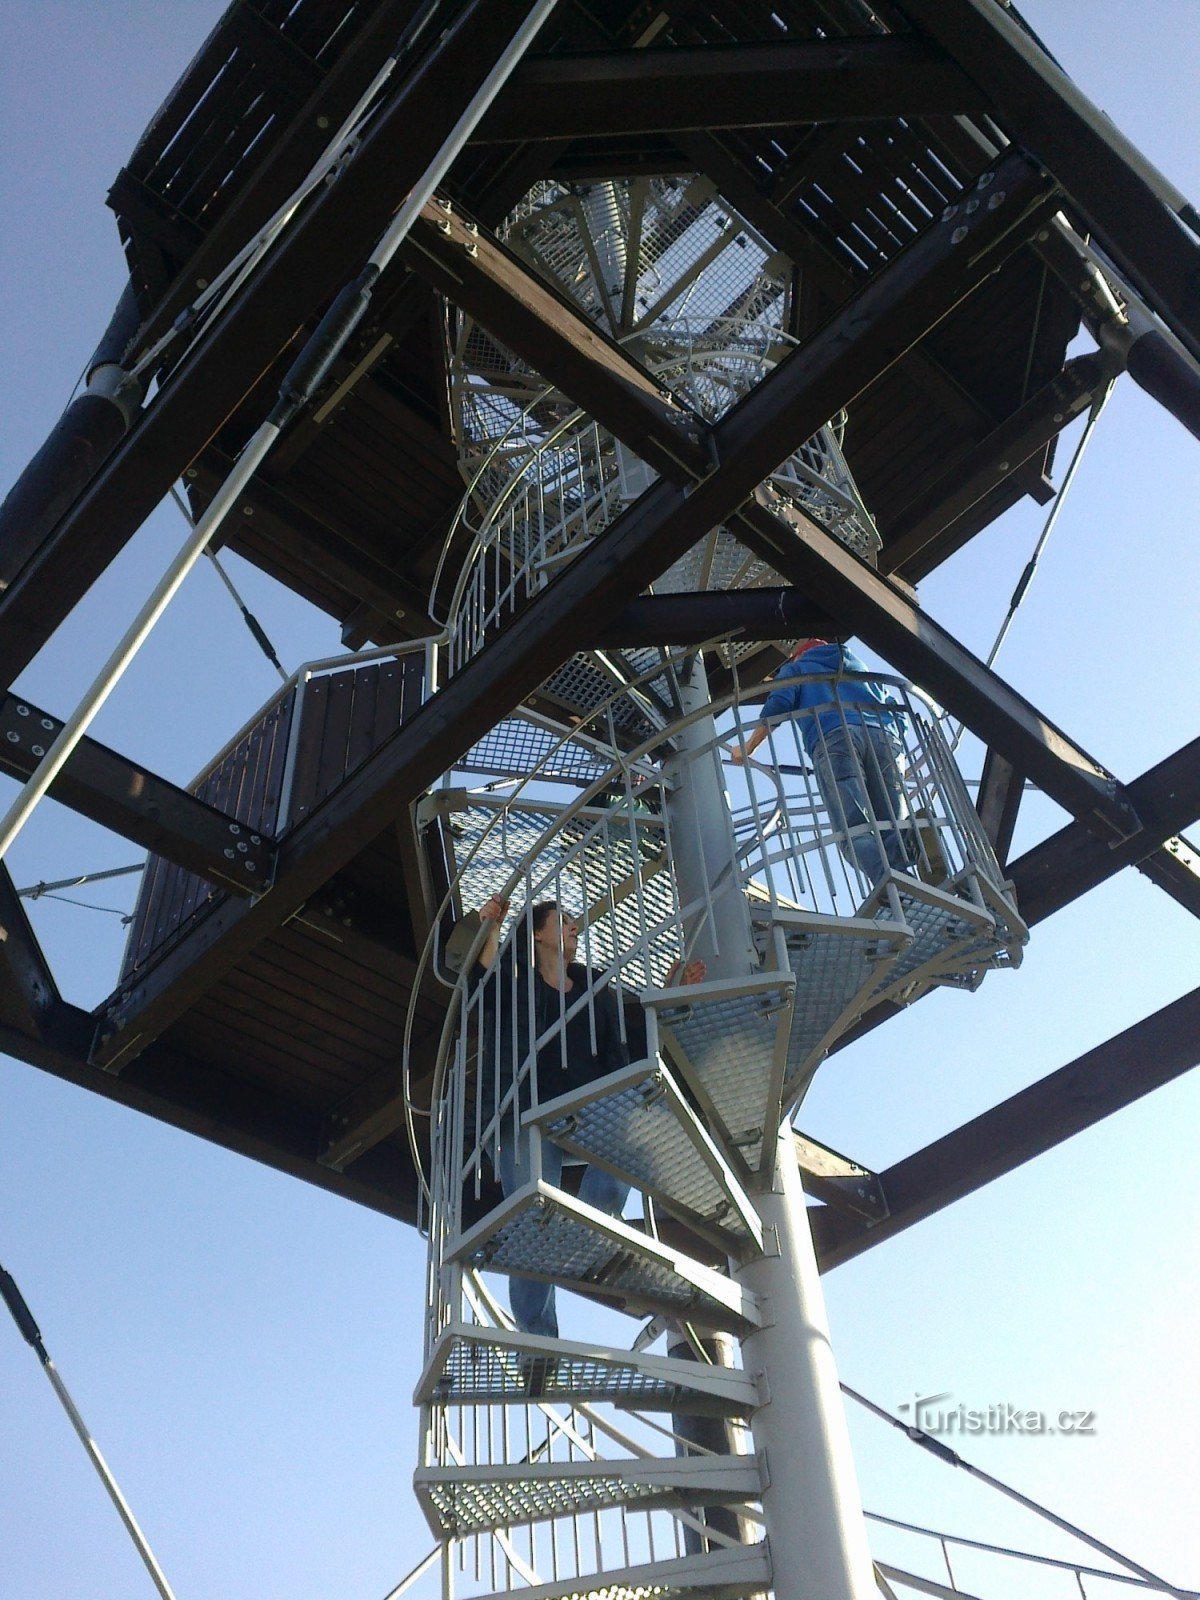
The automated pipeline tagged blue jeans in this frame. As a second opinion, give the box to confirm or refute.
[492,1127,630,1338]
[812,722,909,886]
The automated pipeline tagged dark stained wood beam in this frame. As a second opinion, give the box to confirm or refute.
[813,985,1200,1270]
[0,692,271,895]
[1010,734,1200,925]
[91,149,1114,1073]
[893,0,1200,362]
[476,38,988,143]
[0,865,61,1039]
[975,748,1023,868]
[0,0,560,689]
[880,353,1103,578]
[592,589,834,648]
[401,199,709,483]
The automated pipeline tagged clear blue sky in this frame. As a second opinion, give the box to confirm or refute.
[1,4,1197,1597]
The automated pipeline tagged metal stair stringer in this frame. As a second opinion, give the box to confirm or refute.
[525,1059,764,1256]
[643,970,795,1183]
[416,1323,761,1414]
[448,1181,763,1335]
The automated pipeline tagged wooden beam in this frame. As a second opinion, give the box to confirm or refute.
[813,985,1200,1270]
[475,37,988,143]
[91,148,1107,1072]
[893,0,1200,362]
[0,865,60,1038]
[975,748,1023,868]
[1009,734,1200,924]
[0,0,560,688]
[0,692,271,894]
[880,354,1102,577]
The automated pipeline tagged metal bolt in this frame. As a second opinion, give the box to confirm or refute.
[250,834,261,846]
[997,459,1010,472]
[942,203,958,221]
[951,225,969,244]
[316,115,330,129]
[31,744,44,757]
[977,170,995,189]
[237,840,248,852]
[964,197,980,214]
[5,731,19,743]
[987,190,1007,210]
[185,467,198,479]
[229,823,241,834]
[40,718,54,731]
[244,861,257,872]
[16,704,29,717]
[242,505,254,517]
[223,847,236,859]
[196,278,208,290]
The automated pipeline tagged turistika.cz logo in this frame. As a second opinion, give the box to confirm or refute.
[897,1392,1096,1436]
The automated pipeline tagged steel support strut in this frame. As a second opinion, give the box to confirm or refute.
[737,1127,878,1600]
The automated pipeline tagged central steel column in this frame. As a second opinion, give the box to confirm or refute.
[664,656,758,980]
[736,1126,877,1600]
[665,652,877,1600]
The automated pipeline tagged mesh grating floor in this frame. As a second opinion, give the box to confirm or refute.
[459,717,614,786]
[657,985,792,1173]
[452,1190,754,1330]
[426,1333,749,1413]
[779,922,908,1104]
[463,1544,773,1600]
[417,1456,761,1534]
[537,1068,754,1243]
[870,884,995,1002]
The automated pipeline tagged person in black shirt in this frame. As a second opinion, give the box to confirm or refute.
[471,896,630,1338]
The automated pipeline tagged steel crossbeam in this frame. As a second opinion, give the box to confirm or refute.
[813,985,1200,1271]
[0,691,271,894]
[474,36,988,143]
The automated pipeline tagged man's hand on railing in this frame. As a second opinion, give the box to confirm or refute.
[665,957,707,988]
[476,895,510,969]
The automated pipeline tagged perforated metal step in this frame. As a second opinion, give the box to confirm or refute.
[416,1324,759,1415]
[645,972,795,1179]
[455,1542,773,1600]
[860,874,997,1004]
[448,1182,761,1335]
[415,1452,764,1535]
[761,910,911,1113]
[526,1060,763,1253]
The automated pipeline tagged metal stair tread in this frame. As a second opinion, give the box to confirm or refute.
[416,1323,760,1413]
[758,909,910,1113]
[859,872,997,1003]
[414,1451,765,1535]
[451,1541,773,1600]
[447,1181,761,1334]
[644,972,795,1178]
[525,1059,763,1252]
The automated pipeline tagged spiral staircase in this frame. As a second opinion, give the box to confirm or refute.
[407,180,1029,1600]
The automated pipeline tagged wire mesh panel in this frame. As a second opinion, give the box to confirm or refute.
[436,175,882,696]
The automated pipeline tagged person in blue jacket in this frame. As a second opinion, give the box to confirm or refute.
[730,637,910,886]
